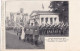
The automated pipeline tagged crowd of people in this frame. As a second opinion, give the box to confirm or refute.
[6,21,69,46]
[39,22,69,36]
[20,21,69,46]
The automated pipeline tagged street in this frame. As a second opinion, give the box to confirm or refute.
[6,30,67,49]
[6,30,44,49]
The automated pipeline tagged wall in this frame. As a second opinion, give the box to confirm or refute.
[39,14,59,26]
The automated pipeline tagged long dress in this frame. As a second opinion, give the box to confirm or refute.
[21,27,25,40]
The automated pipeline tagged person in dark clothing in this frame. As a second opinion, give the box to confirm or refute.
[18,27,22,40]
[35,35,39,46]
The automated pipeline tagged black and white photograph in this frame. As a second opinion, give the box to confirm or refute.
[5,1,69,49]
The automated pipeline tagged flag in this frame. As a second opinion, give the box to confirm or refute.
[42,3,44,9]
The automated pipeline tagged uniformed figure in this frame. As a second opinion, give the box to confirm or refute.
[51,25,55,34]
[39,26,42,35]
[43,26,46,35]
[17,27,22,40]
[44,26,47,35]
[58,25,61,34]
[29,28,34,43]
[33,26,39,46]
[35,35,39,46]
[40,25,45,35]
[49,25,53,35]
[24,26,30,42]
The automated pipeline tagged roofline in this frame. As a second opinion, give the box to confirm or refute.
[30,10,59,17]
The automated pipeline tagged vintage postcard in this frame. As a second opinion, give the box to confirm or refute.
[1,0,80,51]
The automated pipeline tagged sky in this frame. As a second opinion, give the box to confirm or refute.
[6,1,51,17]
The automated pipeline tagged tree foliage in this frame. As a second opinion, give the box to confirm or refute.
[49,1,69,23]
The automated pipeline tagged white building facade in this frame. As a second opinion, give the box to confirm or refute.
[30,11,59,26]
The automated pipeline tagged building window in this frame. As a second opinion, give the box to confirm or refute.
[31,23,33,26]
[45,18,48,23]
[54,17,56,21]
[50,18,53,24]
[41,18,44,22]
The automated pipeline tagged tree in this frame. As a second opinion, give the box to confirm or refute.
[49,1,69,23]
